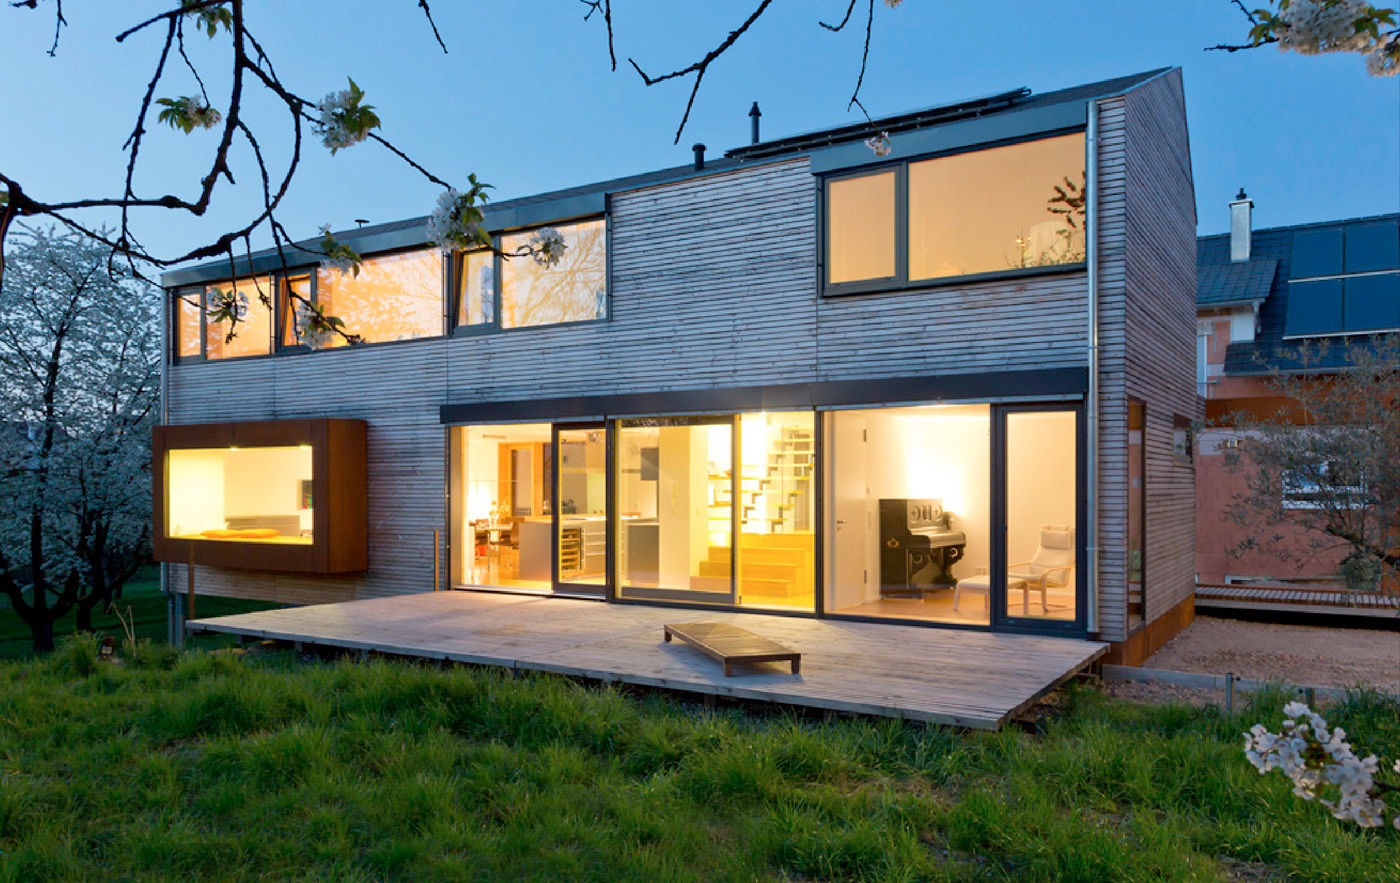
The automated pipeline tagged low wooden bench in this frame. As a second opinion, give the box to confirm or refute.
[663,621,801,676]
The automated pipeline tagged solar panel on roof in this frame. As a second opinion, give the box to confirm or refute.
[1344,221,1400,273]
[1343,274,1400,333]
[1290,228,1344,279]
[1284,279,1344,337]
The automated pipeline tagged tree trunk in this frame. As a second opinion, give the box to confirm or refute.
[32,619,55,655]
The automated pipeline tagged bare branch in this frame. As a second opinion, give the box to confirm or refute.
[819,0,858,32]
[579,0,616,70]
[417,0,448,54]
[627,0,775,143]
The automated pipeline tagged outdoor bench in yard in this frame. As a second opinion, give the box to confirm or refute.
[663,621,801,676]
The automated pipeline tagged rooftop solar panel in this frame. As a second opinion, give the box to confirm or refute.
[1343,274,1400,333]
[1289,228,1344,279]
[1284,279,1344,337]
[1344,221,1400,273]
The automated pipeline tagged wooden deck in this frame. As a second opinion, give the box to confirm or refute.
[1196,584,1400,620]
[187,592,1107,730]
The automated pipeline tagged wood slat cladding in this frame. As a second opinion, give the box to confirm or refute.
[166,78,1196,637]
[1091,70,1199,644]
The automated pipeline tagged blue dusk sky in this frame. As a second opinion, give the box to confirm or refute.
[2,1,1396,264]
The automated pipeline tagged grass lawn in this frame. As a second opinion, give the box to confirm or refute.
[0,644,1396,881]
[0,566,277,659]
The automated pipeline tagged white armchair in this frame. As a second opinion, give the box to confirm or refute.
[1007,525,1075,615]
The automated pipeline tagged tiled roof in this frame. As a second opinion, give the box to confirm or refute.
[1197,258,1276,306]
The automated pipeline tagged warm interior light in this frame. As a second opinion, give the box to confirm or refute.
[298,445,312,450]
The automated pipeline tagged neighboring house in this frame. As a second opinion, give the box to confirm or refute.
[1195,202,1400,587]
[156,68,1197,665]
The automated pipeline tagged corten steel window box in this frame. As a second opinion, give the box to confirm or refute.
[153,418,368,573]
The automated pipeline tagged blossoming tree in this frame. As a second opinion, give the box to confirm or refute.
[0,227,160,653]
[1222,335,1400,598]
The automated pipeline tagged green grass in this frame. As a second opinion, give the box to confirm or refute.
[0,566,276,659]
[0,645,1396,882]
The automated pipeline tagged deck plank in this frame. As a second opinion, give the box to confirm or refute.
[189,592,1107,729]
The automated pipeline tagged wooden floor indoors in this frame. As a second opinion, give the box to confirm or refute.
[187,591,1107,730]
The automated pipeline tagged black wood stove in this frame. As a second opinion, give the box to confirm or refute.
[878,499,967,597]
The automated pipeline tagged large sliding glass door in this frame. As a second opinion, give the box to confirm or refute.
[615,416,736,604]
[554,424,608,593]
[998,406,1083,630]
[448,400,1081,635]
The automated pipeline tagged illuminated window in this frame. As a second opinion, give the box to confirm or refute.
[909,134,1086,279]
[278,274,314,348]
[165,445,314,544]
[826,171,896,284]
[316,248,443,345]
[174,290,201,359]
[822,132,1087,292]
[455,250,495,328]
[205,276,272,360]
[500,219,606,329]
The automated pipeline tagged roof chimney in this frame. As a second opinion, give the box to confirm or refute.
[692,143,706,171]
[1230,188,1253,262]
[749,101,762,145]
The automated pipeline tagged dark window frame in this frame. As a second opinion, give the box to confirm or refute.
[449,214,610,337]
[817,128,1089,299]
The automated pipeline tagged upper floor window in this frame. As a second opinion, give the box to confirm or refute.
[453,217,607,332]
[823,132,1087,294]
[315,248,444,345]
[205,276,273,359]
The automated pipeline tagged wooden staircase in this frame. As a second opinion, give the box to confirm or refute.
[688,532,814,601]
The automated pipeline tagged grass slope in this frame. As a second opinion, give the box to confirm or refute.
[0,567,276,659]
[0,643,1396,881]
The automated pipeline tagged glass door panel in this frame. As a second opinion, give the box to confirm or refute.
[737,412,816,610]
[616,417,735,604]
[555,425,608,593]
[1003,409,1079,624]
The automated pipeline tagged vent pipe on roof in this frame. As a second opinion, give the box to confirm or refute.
[692,143,706,171]
[749,101,762,145]
[1230,188,1253,262]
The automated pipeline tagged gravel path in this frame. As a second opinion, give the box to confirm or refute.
[1139,616,1399,693]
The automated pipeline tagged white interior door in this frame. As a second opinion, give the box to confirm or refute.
[829,413,871,611]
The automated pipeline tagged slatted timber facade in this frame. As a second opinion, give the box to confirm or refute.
[165,71,1196,645]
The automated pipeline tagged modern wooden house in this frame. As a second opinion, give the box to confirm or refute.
[158,68,1197,664]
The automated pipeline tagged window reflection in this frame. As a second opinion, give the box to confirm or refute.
[316,249,443,345]
[456,250,495,327]
[500,219,606,329]
[278,274,314,348]
[175,290,201,358]
[909,134,1085,279]
[205,276,272,360]
[826,171,896,284]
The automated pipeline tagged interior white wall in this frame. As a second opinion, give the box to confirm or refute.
[656,425,708,587]
[1006,411,1077,564]
[222,447,312,519]
[827,406,991,609]
[166,449,225,536]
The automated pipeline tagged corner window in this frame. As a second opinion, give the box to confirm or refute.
[174,289,202,359]
[499,219,607,329]
[822,132,1087,293]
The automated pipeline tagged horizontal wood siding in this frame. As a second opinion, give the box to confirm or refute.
[1094,94,1131,641]
[1121,70,1200,633]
